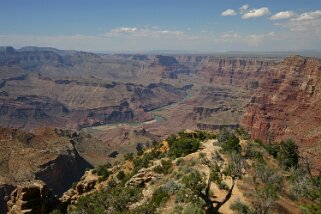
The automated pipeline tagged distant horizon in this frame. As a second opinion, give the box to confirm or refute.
[0,0,320,52]
[2,45,321,58]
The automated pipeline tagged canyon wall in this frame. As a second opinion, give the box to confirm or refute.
[242,56,321,167]
[0,127,94,213]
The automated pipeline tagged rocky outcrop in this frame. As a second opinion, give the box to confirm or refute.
[7,180,56,214]
[126,168,160,187]
[0,184,15,213]
[242,56,321,167]
[60,171,99,210]
[0,127,94,210]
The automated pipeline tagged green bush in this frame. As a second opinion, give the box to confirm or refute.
[182,170,205,193]
[176,158,184,166]
[124,152,134,161]
[129,187,170,214]
[116,170,126,180]
[169,137,200,158]
[218,127,230,143]
[151,187,170,206]
[277,139,299,169]
[74,186,142,213]
[230,200,252,214]
[95,165,109,181]
[183,203,203,214]
[235,127,251,140]
[222,133,241,153]
[153,159,172,174]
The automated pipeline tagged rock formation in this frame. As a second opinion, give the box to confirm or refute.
[242,56,321,167]
[0,184,14,213]
[59,171,99,211]
[126,168,160,187]
[6,180,56,214]
[0,127,95,212]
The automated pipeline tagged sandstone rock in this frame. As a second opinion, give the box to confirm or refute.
[242,56,321,168]
[7,180,56,214]
[0,183,15,214]
[0,127,93,209]
[60,171,99,208]
[126,168,160,187]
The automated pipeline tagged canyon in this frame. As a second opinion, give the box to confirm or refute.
[242,55,321,169]
[1,46,321,212]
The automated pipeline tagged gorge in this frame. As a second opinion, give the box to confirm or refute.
[1,47,321,213]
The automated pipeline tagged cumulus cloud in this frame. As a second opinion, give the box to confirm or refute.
[274,10,321,33]
[293,10,321,21]
[270,11,295,20]
[221,9,237,16]
[239,4,249,14]
[242,7,270,19]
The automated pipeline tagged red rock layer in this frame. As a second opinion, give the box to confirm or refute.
[242,56,321,167]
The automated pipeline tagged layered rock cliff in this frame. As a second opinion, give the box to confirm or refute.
[6,180,56,214]
[195,57,277,88]
[242,56,321,167]
[0,127,94,213]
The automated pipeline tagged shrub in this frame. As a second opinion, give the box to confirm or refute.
[116,170,126,181]
[137,149,144,156]
[277,139,299,169]
[74,186,142,213]
[230,200,252,214]
[151,187,170,206]
[222,133,241,153]
[130,187,170,213]
[153,159,172,174]
[219,182,230,191]
[243,144,263,160]
[169,137,200,158]
[176,158,184,166]
[162,181,180,194]
[183,203,203,214]
[218,127,230,143]
[124,152,134,161]
[182,170,205,193]
[235,127,251,140]
[95,165,109,181]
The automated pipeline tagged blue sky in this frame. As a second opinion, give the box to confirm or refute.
[0,0,320,52]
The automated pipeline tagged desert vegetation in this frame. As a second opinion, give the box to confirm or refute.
[53,128,321,214]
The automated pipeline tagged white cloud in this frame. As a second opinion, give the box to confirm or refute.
[270,11,295,20]
[239,4,249,14]
[293,10,321,21]
[242,7,270,19]
[275,10,321,33]
[221,9,237,16]
[110,27,138,33]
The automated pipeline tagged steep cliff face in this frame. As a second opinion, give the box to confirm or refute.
[242,56,321,166]
[0,184,14,214]
[0,94,70,129]
[196,57,277,88]
[6,180,56,214]
[0,127,95,212]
